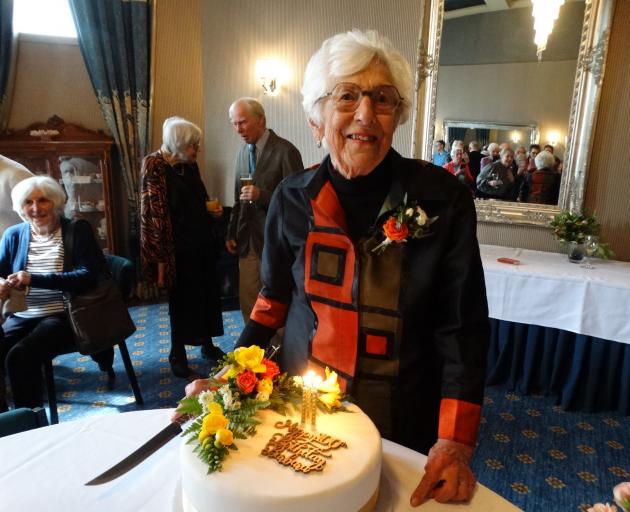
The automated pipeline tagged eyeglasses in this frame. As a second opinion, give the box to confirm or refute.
[316,82,403,114]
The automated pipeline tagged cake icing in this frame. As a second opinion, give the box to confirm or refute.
[180,404,382,512]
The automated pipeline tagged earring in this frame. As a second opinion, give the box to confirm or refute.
[316,139,322,148]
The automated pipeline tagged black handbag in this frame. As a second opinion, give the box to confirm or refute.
[62,221,136,355]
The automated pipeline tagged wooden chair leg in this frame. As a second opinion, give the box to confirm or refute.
[117,341,144,405]
[43,360,59,424]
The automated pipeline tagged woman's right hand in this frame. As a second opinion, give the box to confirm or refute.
[7,271,31,289]
[170,378,213,423]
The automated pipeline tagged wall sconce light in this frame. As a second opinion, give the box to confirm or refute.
[256,59,281,96]
[547,131,560,146]
[511,131,521,144]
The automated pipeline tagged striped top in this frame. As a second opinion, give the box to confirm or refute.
[15,227,65,318]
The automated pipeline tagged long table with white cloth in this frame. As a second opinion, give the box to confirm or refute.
[480,244,630,414]
[0,408,519,511]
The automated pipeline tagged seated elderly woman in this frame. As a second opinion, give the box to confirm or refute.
[518,150,561,204]
[0,176,111,411]
[443,147,474,189]
[476,147,516,200]
[180,30,489,507]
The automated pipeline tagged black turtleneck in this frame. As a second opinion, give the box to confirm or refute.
[327,153,393,239]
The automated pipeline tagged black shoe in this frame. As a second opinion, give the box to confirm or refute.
[201,343,224,361]
[169,355,192,378]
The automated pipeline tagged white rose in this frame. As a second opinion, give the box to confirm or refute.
[405,208,414,216]
[416,207,428,226]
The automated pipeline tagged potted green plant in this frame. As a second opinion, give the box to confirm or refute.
[549,210,614,261]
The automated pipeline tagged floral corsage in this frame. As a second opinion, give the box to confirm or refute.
[372,201,438,254]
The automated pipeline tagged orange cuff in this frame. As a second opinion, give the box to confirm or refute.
[438,398,482,446]
[250,294,288,330]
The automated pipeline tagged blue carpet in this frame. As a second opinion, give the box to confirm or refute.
[41,303,629,511]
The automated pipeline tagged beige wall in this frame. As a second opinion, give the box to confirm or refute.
[150,0,204,160]
[8,35,107,132]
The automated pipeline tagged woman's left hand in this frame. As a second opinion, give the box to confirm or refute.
[7,271,31,289]
[410,439,476,507]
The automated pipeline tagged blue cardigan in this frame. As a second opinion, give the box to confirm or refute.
[0,218,102,293]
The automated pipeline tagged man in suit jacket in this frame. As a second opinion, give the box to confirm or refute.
[0,155,33,237]
[226,98,303,322]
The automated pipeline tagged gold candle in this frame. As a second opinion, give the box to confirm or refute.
[301,371,316,429]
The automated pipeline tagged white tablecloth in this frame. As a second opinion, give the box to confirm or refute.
[480,244,630,344]
[0,409,519,511]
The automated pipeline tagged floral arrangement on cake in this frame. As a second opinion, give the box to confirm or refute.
[588,481,630,512]
[549,210,614,258]
[372,201,438,254]
[176,345,345,473]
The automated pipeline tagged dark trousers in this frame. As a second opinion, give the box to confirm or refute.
[0,313,75,408]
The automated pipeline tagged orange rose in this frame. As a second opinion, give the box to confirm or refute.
[236,370,258,394]
[261,359,280,381]
[383,216,409,242]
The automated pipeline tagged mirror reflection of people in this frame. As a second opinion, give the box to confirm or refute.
[140,117,225,380]
[180,30,489,508]
[443,147,474,188]
[432,139,448,166]
[0,176,112,412]
[479,142,500,170]
[476,147,516,199]
[519,150,561,204]
[527,144,541,172]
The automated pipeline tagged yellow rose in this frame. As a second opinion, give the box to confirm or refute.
[215,428,234,446]
[200,410,229,439]
[319,392,341,409]
[208,402,223,415]
[234,345,267,373]
[317,367,341,394]
[256,378,273,395]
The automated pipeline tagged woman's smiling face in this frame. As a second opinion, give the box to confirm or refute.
[311,61,400,179]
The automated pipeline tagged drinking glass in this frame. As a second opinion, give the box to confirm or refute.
[581,235,599,269]
[240,176,253,203]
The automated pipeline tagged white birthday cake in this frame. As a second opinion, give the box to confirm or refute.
[179,404,382,512]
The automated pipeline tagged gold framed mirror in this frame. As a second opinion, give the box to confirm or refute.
[411,0,615,226]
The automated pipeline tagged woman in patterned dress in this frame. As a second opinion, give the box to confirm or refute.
[140,117,224,379]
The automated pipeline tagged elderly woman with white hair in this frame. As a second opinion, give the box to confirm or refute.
[518,150,560,204]
[183,30,489,507]
[0,176,111,411]
[140,117,225,380]
[443,146,474,189]
[476,147,516,199]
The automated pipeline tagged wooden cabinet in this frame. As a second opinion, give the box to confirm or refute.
[0,116,117,254]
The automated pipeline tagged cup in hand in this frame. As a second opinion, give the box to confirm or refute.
[205,197,220,212]
[240,176,253,203]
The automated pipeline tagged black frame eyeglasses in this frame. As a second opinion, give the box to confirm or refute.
[316,82,403,114]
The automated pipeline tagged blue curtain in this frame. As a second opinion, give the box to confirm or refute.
[68,0,151,282]
[448,127,468,146]
[475,128,490,148]
[0,0,15,130]
[486,319,630,415]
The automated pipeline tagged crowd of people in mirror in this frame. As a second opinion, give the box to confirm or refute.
[432,139,563,204]
[2,29,491,508]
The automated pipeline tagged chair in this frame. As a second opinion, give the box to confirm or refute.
[0,407,49,437]
[43,255,143,424]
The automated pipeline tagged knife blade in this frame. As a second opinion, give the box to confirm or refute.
[85,421,182,485]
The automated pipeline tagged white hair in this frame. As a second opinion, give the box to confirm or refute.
[228,97,266,120]
[535,150,555,170]
[487,143,500,154]
[11,175,67,222]
[301,29,413,127]
[160,117,202,160]
[450,146,463,158]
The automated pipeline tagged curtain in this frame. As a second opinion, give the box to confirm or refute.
[448,127,468,146]
[68,0,151,292]
[0,0,16,130]
[475,128,490,148]
[486,319,630,415]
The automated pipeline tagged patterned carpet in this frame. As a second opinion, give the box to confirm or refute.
[38,303,629,511]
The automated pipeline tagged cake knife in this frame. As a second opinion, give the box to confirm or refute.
[85,418,185,485]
